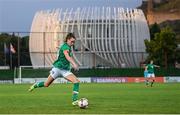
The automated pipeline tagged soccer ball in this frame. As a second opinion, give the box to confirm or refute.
[78,98,88,109]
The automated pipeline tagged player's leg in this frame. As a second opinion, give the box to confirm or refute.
[150,73,155,87]
[144,71,149,86]
[65,74,80,105]
[146,73,152,86]
[28,75,54,92]
[28,68,58,92]
[145,78,149,86]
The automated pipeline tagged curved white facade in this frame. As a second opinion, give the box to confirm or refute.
[29,7,150,68]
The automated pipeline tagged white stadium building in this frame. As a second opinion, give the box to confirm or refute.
[29,7,150,68]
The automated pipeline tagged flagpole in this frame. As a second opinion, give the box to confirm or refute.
[4,43,7,66]
[18,32,20,68]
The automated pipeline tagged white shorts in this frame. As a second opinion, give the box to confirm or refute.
[147,73,155,78]
[50,67,73,79]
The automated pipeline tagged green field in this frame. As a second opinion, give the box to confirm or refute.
[0,83,180,114]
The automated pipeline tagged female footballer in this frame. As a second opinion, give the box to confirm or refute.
[145,60,160,87]
[28,33,80,106]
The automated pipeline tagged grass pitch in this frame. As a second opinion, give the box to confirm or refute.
[0,83,180,114]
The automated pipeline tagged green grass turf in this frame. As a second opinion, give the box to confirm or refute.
[0,83,180,114]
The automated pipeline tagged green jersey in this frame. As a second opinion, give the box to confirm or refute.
[146,64,154,73]
[53,43,72,70]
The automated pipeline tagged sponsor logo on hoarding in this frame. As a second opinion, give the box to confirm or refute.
[14,78,91,84]
[0,80,13,84]
[91,77,127,83]
[165,77,180,83]
[127,77,164,83]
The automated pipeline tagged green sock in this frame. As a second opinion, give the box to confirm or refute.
[72,83,79,101]
[34,82,45,88]
[151,80,155,87]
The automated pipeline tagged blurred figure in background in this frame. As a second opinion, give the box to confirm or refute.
[145,60,160,87]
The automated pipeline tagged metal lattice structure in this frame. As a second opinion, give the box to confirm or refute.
[29,7,150,68]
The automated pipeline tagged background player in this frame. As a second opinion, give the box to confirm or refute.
[145,60,160,87]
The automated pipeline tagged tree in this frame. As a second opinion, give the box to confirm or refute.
[145,27,177,68]
[0,33,31,68]
[149,23,161,40]
[0,33,16,67]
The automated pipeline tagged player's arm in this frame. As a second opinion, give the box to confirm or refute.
[145,65,148,71]
[64,50,78,70]
[141,64,146,68]
[154,64,160,68]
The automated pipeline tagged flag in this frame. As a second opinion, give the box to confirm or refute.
[10,43,16,54]
[4,43,9,54]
